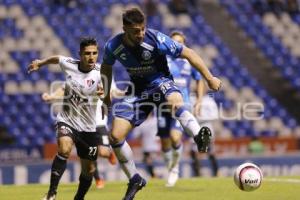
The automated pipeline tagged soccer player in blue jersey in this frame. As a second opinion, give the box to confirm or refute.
[101,8,221,200]
[157,31,203,187]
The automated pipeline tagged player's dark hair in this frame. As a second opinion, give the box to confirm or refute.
[122,7,145,26]
[80,37,98,51]
[170,31,186,43]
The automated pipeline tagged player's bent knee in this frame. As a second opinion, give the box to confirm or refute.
[171,133,182,144]
[58,147,72,158]
[109,133,122,145]
[98,146,110,158]
[167,92,184,106]
[57,137,73,157]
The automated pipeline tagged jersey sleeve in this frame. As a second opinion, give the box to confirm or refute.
[102,42,116,65]
[58,55,77,72]
[156,31,183,58]
[58,55,67,71]
[192,67,201,81]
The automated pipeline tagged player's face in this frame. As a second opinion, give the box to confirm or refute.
[172,35,185,44]
[124,23,146,45]
[80,45,98,69]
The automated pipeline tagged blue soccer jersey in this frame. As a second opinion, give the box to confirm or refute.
[102,29,185,126]
[103,29,183,93]
[167,57,201,103]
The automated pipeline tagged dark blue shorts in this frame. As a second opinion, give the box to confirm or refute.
[113,77,181,126]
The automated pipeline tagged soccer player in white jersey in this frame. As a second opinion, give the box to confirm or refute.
[28,37,102,200]
[190,86,219,177]
[42,87,117,189]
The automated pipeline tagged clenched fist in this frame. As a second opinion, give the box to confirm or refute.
[207,77,222,91]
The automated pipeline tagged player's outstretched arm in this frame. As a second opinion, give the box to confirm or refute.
[27,55,60,73]
[180,46,221,91]
[101,63,113,107]
[41,86,65,103]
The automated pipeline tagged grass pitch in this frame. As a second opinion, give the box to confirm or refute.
[1,177,299,200]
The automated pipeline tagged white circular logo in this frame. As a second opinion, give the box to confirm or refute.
[142,50,151,60]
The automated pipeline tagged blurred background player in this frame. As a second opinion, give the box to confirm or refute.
[157,30,204,187]
[28,37,103,200]
[190,84,219,177]
[101,7,221,200]
[248,136,265,155]
[132,112,160,178]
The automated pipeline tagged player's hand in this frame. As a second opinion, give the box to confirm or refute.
[207,77,222,91]
[193,100,202,117]
[27,59,41,73]
[41,93,53,103]
[96,84,104,96]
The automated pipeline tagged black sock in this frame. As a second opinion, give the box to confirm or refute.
[147,165,155,178]
[209,154,219,177]
[49,154,67,194]
[190,150,200,177]
[74,174,93,200]
[93,161,100,180]
[143,152,155,177]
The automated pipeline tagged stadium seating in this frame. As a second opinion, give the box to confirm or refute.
[219,0,300,91]
[0,1,299,148]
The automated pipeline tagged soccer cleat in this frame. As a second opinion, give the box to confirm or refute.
[108,152,117,165]
[95,178,105,189]
[165,168,179,187]
[122,174,147,200]
[193,126,212,153]
[42,191,56,200]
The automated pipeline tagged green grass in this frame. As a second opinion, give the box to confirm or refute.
[1,177,299,200]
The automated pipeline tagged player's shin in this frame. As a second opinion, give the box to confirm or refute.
[162,148,172,170]
[174,106,201,137]
[49,154,68,194]
[74,173,93,200]
[171,144,182,170]
[112,141,137,179]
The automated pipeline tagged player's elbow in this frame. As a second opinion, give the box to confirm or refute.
[181,46,197,61]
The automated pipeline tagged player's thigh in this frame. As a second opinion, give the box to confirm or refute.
[56,122,75,156]
[80,158,96,175]
[98,145,111,157]
[57,136,74,156]
[110,117,133,142]
[170,129,183,145]
[165,92,184,109]
[160,137,172,151]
